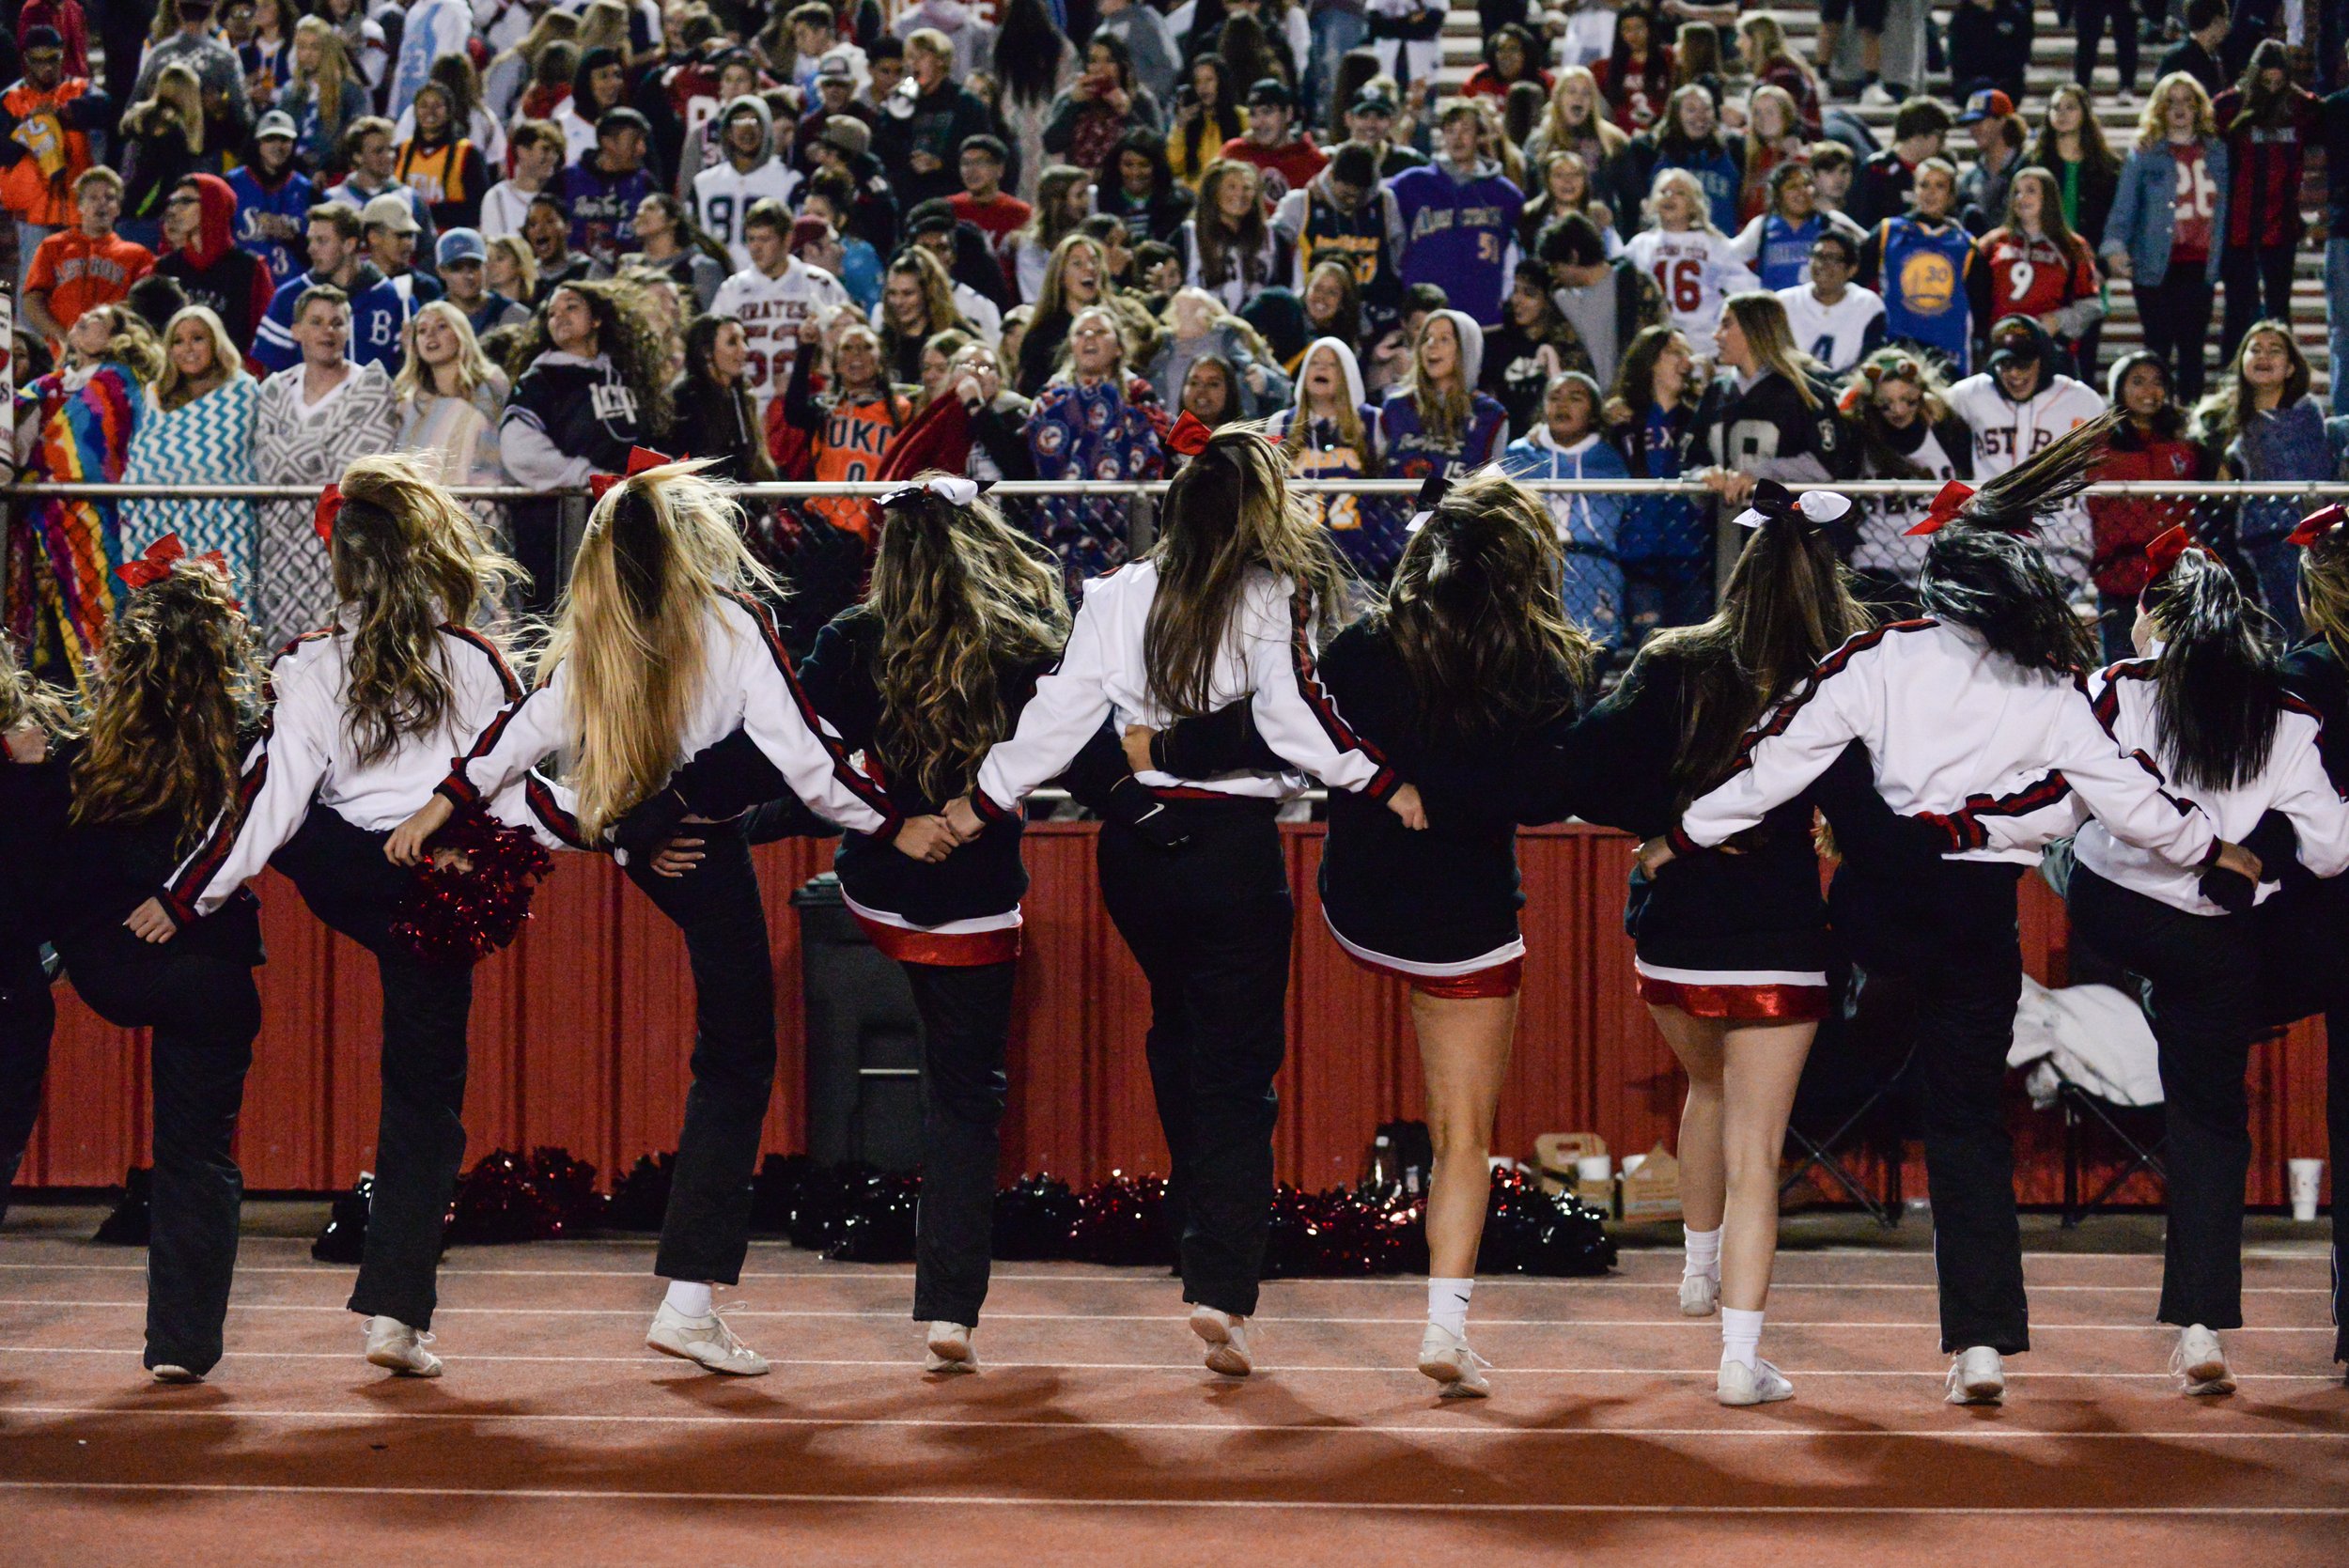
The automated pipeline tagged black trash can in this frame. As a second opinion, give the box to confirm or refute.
[792,872,926,1171]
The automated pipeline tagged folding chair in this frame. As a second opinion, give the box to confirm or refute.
[2057,1075,2168,1228]
[1781,961,1919,1228]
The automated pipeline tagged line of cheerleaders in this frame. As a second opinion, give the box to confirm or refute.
[1,411,2344,1409]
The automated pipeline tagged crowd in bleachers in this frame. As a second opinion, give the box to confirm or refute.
[4,0,2348,683]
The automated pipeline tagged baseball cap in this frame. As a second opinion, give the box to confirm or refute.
[360,193,419,234]
[1349,90,1397,117]
[821,115,871,159]
[814,52,855,81]
[1957,87,2015,125]
[437,227,488,267]
[1248,77,1293,108]
[787,215,834,253]
[22,25,63,53]
[256,109,297,140]
[904,199,958,237]
[1986,317,2043,367]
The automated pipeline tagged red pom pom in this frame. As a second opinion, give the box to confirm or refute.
[389,808,556,964]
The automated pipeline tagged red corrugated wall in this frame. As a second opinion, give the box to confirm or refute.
[17,823,2332,1207]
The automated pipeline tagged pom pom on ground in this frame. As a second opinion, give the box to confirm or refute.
[826,1170,921,1263]
[389,807,555,965]
[311,1173,375,1264]
[1066,1172,1175,1267]
[445,1148,567,1245]
[991,1173,1079,1261]
[1475,1167,1616,1277]
[606,1153,676,1232]
[91,1166,151,1246]
[752,1153,821,1234]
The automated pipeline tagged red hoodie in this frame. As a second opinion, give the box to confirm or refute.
[152,172,275,365]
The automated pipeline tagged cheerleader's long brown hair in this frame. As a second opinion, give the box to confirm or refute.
[71,561,261,849]
[544,458,782,840]
[1144,426,1349,720]
[867,482,1071,803]
[1380,471,1595,740]
[331,453,525,768]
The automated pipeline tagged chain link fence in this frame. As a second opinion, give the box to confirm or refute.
[7,481,2348,678]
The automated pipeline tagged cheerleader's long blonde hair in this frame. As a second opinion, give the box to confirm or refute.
[543,459,781,840]
[867,482,1071,802]
[330,453,524,767]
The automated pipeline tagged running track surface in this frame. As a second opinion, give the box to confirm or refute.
[0,1221,2343,1566]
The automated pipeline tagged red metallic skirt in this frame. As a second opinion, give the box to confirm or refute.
[1349,953,1525,1000]
[1634,972,1831,1023]
[850,913,1022,968]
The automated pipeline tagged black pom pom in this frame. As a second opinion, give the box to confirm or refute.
[1476,1167,1616,1276]
[991,1173,1079,1261]
[826,1170,922,1263]
[527,1146,604,1237]
[606,1153,677,1232]
[446,1148,565,1245]
[788,1161,879,1251]
[1066,1173,1175,1267]
[752,1153,821,1234]
[92,1166,151,1246]
[312,1173,375,1264]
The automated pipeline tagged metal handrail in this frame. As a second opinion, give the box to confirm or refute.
[6,480,2347,500]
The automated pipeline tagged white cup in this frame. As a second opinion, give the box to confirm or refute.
[2287,1159,2325,1223]
[1575,1155,1612,1185]
[1621,1154,1647,1177]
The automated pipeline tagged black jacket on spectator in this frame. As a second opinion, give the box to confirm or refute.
[873,80,995,209]
[2156,38,2228,99]
[1946,0,2034,104]
[507,350,642,477]
[664,371,768,482]
[1850,149,1921,231]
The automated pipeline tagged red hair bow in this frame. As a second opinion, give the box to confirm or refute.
[1902,478,1976,537]
[2143,524,2211,579]
[313,482,343,543]
[588,445,676,501]
[115,533,227,590]
[1164,409,1215,458]
[2288,504,2346,549]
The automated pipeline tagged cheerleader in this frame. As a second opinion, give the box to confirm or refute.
[0,643,73,1221]
[155,455,552,1378]
[2064,532,2349,1395]
[2263,504,2349,1373]
[1648,415,2258,1405]
[1563,479,1893,1405]
[621,476,1129,1374]
[1143,473,1595,1397]
[391,456,946,1376]
[49,558,268,1381]
[945,422,1423,1377]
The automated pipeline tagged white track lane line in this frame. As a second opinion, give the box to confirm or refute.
[1,1404,2345,1439]
[0,1481,2341,1515]
[0,1347,2338,1379]
[0,1299,2333,1330]
[0,1263,2327,1295]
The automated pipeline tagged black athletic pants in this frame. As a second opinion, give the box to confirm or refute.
[907,959,1019,1327]
[2242,879,2349,1364]
[1097,799,1293,1319]
[2138,257,2216,404]
[2068,866,2260,1329]
[2218,243,2299,371]
[1847,860,2031,1355]
[62,926,261,1376]
[0,940,54,1227]
[624,818,777,1286]
[273,810,478,1331]
[2073,0,2139,93]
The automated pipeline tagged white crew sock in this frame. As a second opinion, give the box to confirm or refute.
[1721,1306,1765,1371]
[663,1280,715,1319]
[1683,1226,1722,1281]
[1427,1277,1474,1338]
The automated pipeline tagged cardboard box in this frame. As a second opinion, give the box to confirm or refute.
[1620,1142,1682,1223]
[1534,1131,1611,1209]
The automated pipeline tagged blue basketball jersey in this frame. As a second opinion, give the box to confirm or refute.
[1755,213,1820,291]
[1877,218,1975,371]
